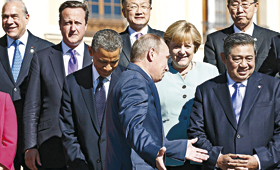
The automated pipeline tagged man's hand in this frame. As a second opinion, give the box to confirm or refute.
[185,138,209,163]
[217,154,249,170]
[228,154,259,170]
[156,147,166,170]
[25,148,42,170]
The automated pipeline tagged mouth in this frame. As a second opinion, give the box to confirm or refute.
[237,69,248,75]
[6,27,17,31]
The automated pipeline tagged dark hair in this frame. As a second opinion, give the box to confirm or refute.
[122,0,152,6]
[223,33,256,58]
[91,29,123,53]
[2,0,28,16]
[59,1,89,24]
[227,0,258,4]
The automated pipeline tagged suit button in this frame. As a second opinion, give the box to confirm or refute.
[14,88,17,92]
[237,134,241,139]
[183,94,187,98]
[96,159,101,163]
[182,85,186,89]
[100,139,105,143]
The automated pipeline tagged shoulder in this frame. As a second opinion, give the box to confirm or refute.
[207,26,233,38]
[28,31,54,47]
[149,26,164,38]
[196,62,218,70]
[254,25,279,37]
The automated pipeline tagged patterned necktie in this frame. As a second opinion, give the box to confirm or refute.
[95,76,106,126]
[68,49,78,75]
[11,40,22,82]
[232,83,243,124]
[135,33,143,39]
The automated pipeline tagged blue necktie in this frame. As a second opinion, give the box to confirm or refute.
[68,49,78,75]
[232,83,243,124]
[95,76,106,126]
[135,33,142,39]
[11,40,22,82]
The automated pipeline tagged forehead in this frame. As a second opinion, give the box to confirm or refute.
[2,2,23,15]
[230,0,254,3]
[125,0,150,4]
[61,7,85,20]
[230,44,255,55]
[95,48,120,60]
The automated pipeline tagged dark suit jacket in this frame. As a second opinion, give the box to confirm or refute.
[0,30,53,157]
[59,64,125,170]
[119,26,164,67]
[105,63,188,170]
[259,35,280,77]
[23,43,92,168]
[204,24,279,73]
[187,72,280,170]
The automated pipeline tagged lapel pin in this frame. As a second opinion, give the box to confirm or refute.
[254,38,257,41]
[258,85,261,88]
[30,46,34,53]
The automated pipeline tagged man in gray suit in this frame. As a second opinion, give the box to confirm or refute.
[204,0,278,73]
[119,0,164,67]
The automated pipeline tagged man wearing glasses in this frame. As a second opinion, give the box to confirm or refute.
[119,0,164,67]
[204,0,279,74]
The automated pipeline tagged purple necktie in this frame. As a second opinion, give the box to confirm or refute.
[68,49,78,75]
[95,76,106,126]
[135,33,143,39]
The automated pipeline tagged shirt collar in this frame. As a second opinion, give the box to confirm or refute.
[226,71,248,87]
[61,40,84,56]
[234,23,254,36]
[92,63,112,82]
[7,29,29,47]
[128,25,149,37]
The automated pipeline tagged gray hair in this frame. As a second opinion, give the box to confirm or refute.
[59,1,89,24]
[223,33,256,58]
[2,0,28,16]
[122,0,152,6]
[130,34,163,62]
[227,0,258,4]
[91,29,123,53]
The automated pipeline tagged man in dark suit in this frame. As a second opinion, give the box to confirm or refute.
[204,0,279,73]
[188,33,280,170]
[0,1,53,169]
[59,29,124,170]
[105,34,209,170]
[23,1,92,170]
[119,0,164,67]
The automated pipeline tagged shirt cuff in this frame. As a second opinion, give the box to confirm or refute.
[253,154,261,169]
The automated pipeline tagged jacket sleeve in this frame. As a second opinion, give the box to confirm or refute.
[0,93,17,170]
[204,35,218,67]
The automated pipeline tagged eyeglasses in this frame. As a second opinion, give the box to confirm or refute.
[126,4,151,11]
[230,2,256,9]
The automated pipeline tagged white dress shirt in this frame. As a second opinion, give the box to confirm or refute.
[7,30,29,67]
[234,23,254,36]
[128,25,149,46]
[62,41,85,75]
[92,64,111,99]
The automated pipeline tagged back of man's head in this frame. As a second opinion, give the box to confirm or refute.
[59,0,89,24]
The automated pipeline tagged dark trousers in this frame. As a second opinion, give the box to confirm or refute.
[167,161,202,170]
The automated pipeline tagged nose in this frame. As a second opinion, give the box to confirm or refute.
[179,45,186,55]
[135,6,143,14]
[237,4,244,12]
[104,64,112,72]
[70,23,76,31]
[239,58,247,67]
[165,63,169,72]
[6,16,13,24]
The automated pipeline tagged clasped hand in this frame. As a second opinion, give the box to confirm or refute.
[217,154,259,170]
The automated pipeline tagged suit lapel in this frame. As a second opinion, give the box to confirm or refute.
[222,25,234,41]
[238,73,262,128]
[49,43,65,89]
[252,24,263,54]
[0,36,14,83]
[82,44,92,67]
[121,28,132,62]
[213,74,238,130]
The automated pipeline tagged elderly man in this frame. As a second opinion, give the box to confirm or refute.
[105,34,209,170]
[204,0,279,73]
[119,0,164,67]
[0,0,53,169]
[59,29,125,170]
[23,1,92,170]
[188,33,280,170]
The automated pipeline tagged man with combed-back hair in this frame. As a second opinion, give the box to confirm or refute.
[59,29,125,170]
[0,0,53,169]
[23,1,92,170]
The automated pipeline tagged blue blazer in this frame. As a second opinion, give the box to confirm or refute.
[105,63,187,170]
[187,72,280,170]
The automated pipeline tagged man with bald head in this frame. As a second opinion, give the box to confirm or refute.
[0,0,53,169]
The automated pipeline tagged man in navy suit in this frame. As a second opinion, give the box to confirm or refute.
[59,29,125,170]
[204,0,279,73]
[188,33,280,170]
[105,34,209,170]
[0,0,53,169]
[119,0,164,67]
[23,1,92,170]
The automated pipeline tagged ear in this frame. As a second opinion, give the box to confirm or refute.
[88,46,94,56]
[147,48,155,62]
[122,8,127,18]
[221,52,227,64]
[254,2,259,13]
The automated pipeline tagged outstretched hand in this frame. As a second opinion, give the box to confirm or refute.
[185,138,209,163]
[156,147,167,170]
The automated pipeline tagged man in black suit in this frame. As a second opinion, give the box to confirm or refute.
[23,1,92,170]
[119,0,164,67]
[0,0,53,169]
[59,29,124,170]
[204,0,279,73]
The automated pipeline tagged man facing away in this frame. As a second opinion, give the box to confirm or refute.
[119,0,164,67]
[0,0,53,169]
[188,33,280,170]
[204,0,279,73]
[105,34,209,170]
[23,1,92,170]
[59,29,125,170]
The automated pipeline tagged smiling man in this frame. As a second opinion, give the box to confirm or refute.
[22,1,92,170]
[204,0,279,74]
[119,0,164,67]
[0,0,53,170]
[188,33,280,170]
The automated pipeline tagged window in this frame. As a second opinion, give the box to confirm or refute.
[86,0,122,19]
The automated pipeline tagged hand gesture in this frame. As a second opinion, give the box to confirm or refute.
[156,147,167,170]
[185,138,209,163]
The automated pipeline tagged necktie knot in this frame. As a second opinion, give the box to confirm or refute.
[232,82,244,124]
[13,40,21,47]
[68,49,78,75]
[96,76,105,90]
[135,33,143,39]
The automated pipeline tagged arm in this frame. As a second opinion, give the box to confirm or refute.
[59,78,89,170]
[0,94,17,170]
